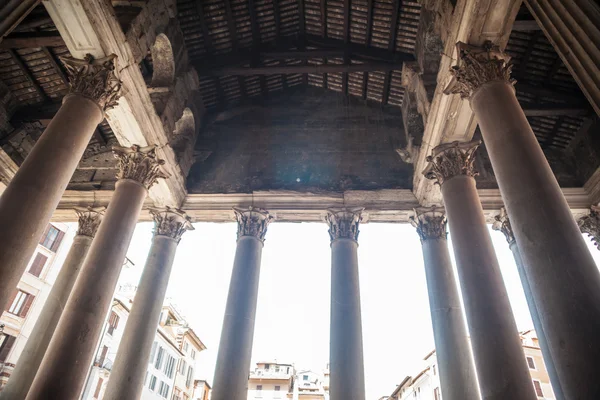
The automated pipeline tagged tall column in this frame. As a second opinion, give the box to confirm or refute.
[325,208,366,400]
[492,208,565,400]
[103,207,193,400]
[445,42,600,399]
[424,141,536,400]
[577,205,600,250]
[0,207,104,400]
[0,54,121,311]
[211,207,272,400]
[26,145,168,400]
[410,208,480,400]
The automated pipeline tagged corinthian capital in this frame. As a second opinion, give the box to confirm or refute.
[325,208,363,242]
[444,41,515,99]
[74,206,106,238]
[492,207,515,246]
[113,144,170,190]
[150,207,194,242]
[410,207,447,241]
[60,54,122,112]
[234,207,273,242]
[578,206,600,250]
[423,140,481,185]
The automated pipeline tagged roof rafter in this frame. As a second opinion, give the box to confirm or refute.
[223,0,246,101]
[342,0,350,96]
[362,0,374,100]
[197,61,404,76]
[320,0,328,88]
[247,0,267,96]
[8,49,47,102]
[42,47,68,86]
[382,0,401,105]
[0,32,64,49]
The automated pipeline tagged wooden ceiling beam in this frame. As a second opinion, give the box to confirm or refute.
[223,0,246,99]
[0,32,64,48]
[382,0,401,105]
[298,0,305,36]
[522,104,590,117]
[272,0,287,89]
[42,47,69,86]
[320,0,327,89]
[512,19,542,31]
[195,1,213,51]
[542,116,565,148]
[342,0,350,96]
[247,0,268,96]
[362,0,374,100]
[0,0,42,43]
[305,35,413,63]
[197,62,404,76]
[8,49,47,101]
[516,82,587,105]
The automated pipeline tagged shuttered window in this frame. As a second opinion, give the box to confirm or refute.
[39,225,64,251]
[0,334,16,362]
[533,380,544,397]
[107,311,120,335]
[28,253,48,277]
[93,378,103,398]
[7,290,35,317]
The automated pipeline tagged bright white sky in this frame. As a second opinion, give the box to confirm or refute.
[116,221,600,400]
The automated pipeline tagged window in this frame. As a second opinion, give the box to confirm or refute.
[526,356,536,370]
[275,365,280,372]
[265,364,270,370]
[533,380,544,397]
[191,348,196,360]
[274,385,281,398]
[149,375,157,391]
[303,375,309,381]
[178,359,187,375]
[39,225,64,251]
[256,385,262,391]
[286,367,290,374]
[97,345,109,366]
[0,334,16,362]
[158,381,170,398]
[7,290,34,317]
[149,341,157,364]
[28,253,48,277]
[155,347,165,369]
[163,354,176,378]
[183,341,189,352]
[186,366,194,388]
[107,311,120,335]
[93,378,103,399]
[434,387,441,400]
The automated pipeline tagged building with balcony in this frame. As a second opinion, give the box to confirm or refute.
[0,222,73,389]
[387,330,556,400]
[292,369,330,400]
[80,295,206,400]
[248,361,295,399]
[192,380,211,400]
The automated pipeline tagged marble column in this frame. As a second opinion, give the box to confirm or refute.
[578,205,600,250]
[445,42,600,399]
[0,207,104,400]
[424,140,536,400]
[326,208,366,400]
[211,207,272,400]
[410,208,480,400]
[492,208,564,400]
[26,145,168,400]
[103,207,193,400]
[0,54,121,312]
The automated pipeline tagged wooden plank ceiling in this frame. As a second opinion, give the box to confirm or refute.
[177,0,421,110]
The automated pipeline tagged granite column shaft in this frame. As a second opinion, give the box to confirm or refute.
[102,208,193,400]
[211,208,271,400]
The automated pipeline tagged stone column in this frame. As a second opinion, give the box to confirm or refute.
[445,42,600,399]
[424,141,536,400]
[325,208,366,400]
[0,207,104,400]
[211,207,272,400]
[410,208,480,400]
[578,205,600,250]
[493,208,564,400]
[0,54,121,312]
[26,145,168,400]
[103,207,193,400]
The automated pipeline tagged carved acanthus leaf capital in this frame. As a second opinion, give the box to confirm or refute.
[410,207,447,241]
[74,206,106,238]
[151,207,194,242]
[444,41,515,99]
[578,206,600,250]
[234,207,273,242]
[423,140,481,185]
[492,207,515,246]
[60,54,122,112]
[113,144,170,190]
[325,208,363,242]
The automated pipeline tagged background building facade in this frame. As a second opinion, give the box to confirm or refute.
[0,222,73,389]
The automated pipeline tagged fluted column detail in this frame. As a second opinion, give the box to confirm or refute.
[410,207,480,400]
[424,142,536,400]
[446,39,600,399]
[326,208,366,400]
[493,208,565,400]
[27,145,165,400]
[0,207,104,400]
[212,207,271,400]
[103,208,193,400]
[0,54,122,313]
